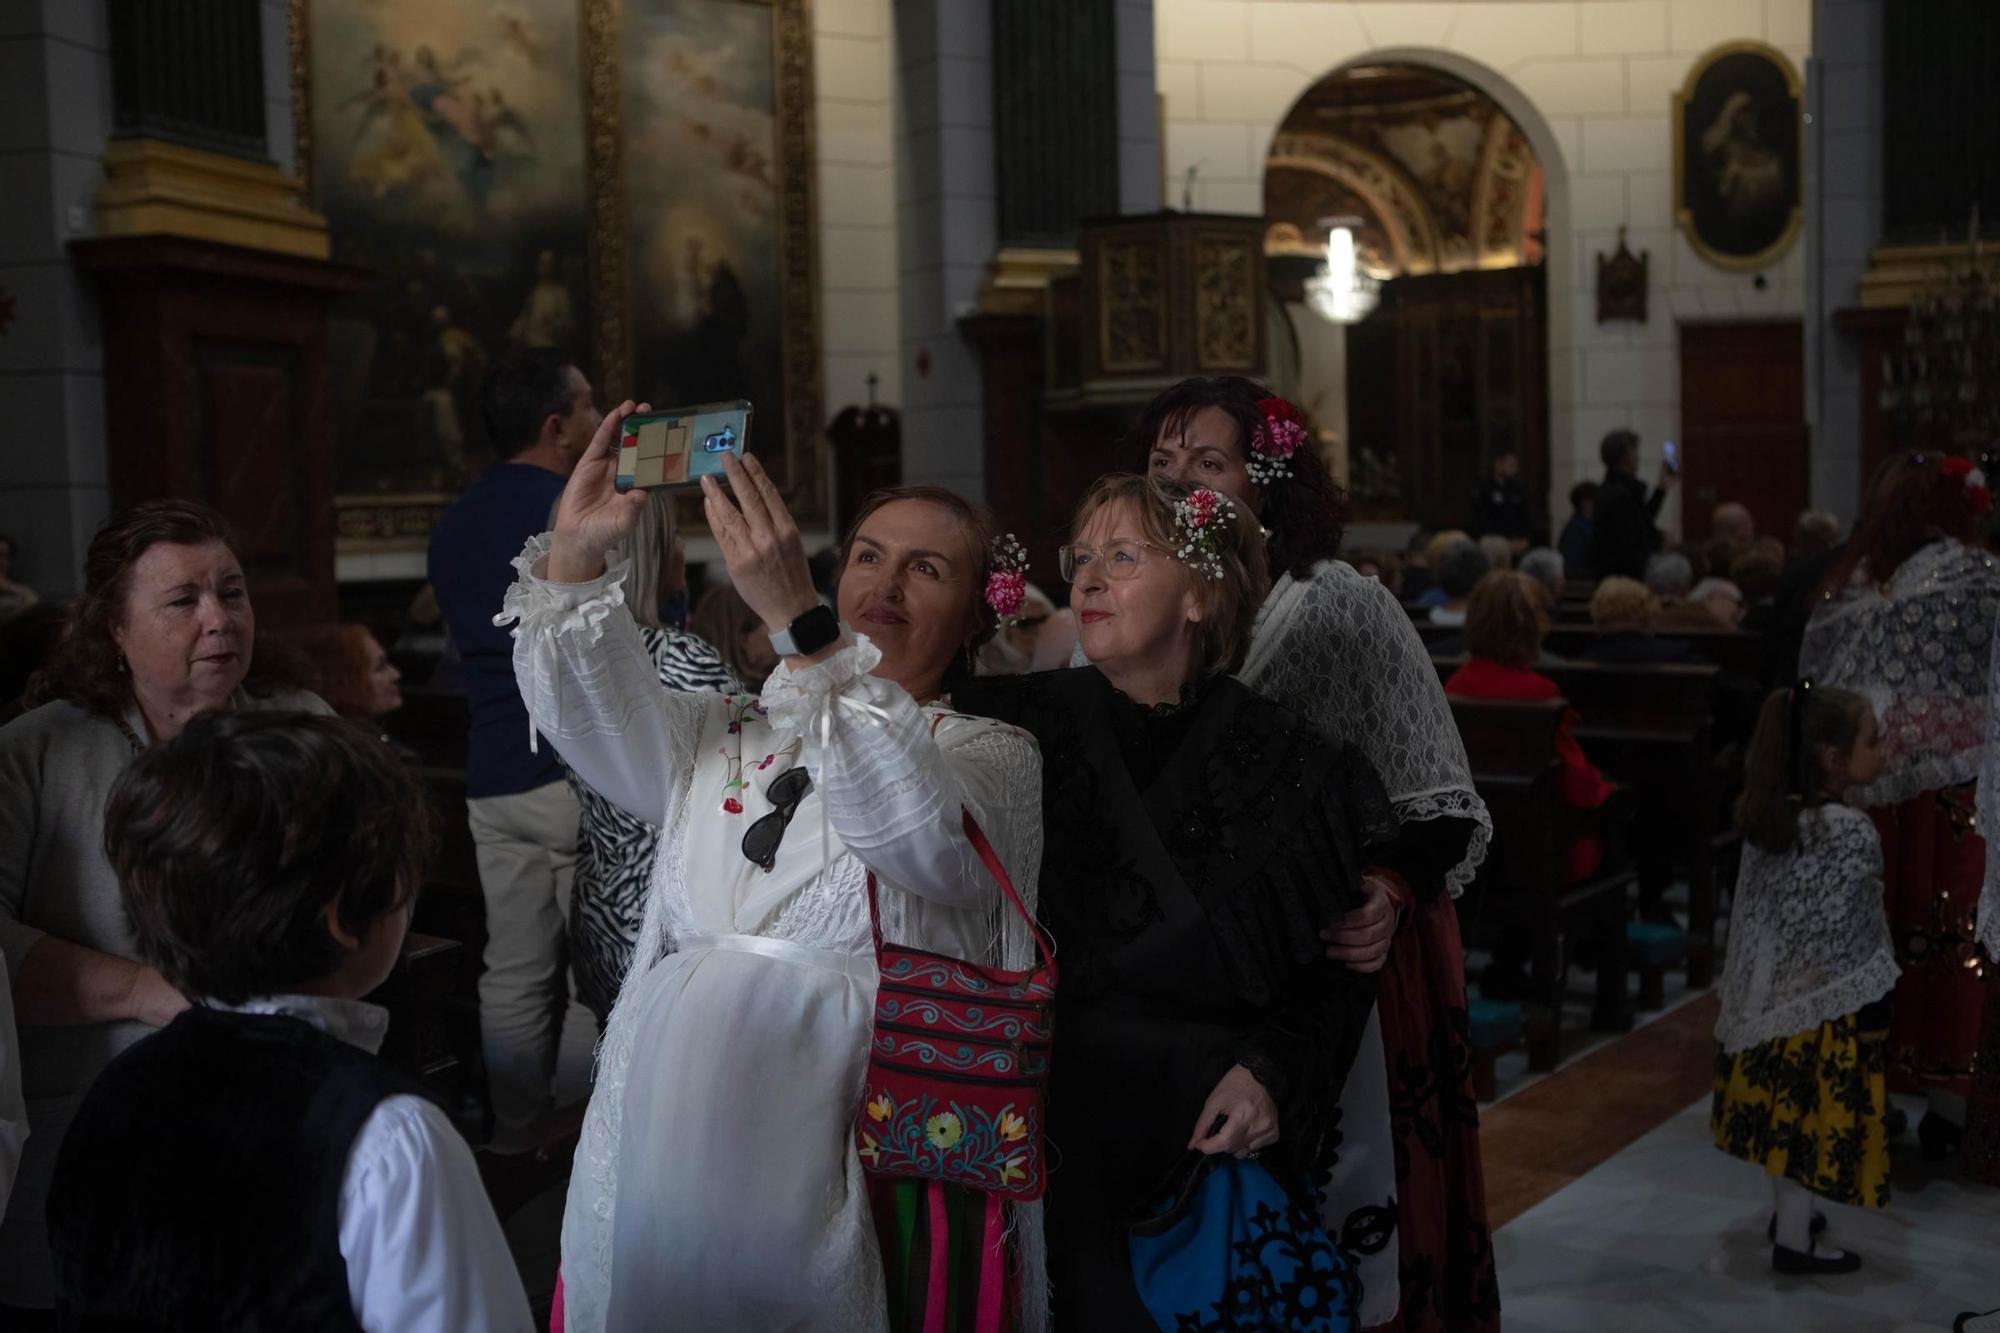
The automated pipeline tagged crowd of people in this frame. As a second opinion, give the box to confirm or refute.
[0,351,1994,1331]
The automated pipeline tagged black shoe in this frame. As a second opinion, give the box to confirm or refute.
[1955,1308,2000,1333]
[1772,1241,1862,1275]
[1920,1111,1964,1162]
[1766,1211,1827,1242]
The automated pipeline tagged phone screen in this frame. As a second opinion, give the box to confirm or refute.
[1662,440,1680,473]
[615,401,753,491]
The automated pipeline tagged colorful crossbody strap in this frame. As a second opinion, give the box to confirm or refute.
[864,806,1056,974]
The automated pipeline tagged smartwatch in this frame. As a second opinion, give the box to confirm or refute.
[768,604,841,658]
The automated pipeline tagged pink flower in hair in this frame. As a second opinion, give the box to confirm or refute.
[985,534,1031,624]
[1248,397,1305,484]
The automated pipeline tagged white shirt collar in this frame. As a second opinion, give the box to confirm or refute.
[202,993,391,1056]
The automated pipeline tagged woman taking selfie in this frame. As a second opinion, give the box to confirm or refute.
[502,402,1045,1331]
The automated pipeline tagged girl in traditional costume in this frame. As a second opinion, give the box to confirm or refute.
[503,401,1046,1332]
[1712,684,1898,1274]
[960,475,1396,1330]
[1801,451,2000,1179]
[1133,377,1498,1332]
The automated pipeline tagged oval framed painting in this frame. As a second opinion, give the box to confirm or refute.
[1672,42,1803,272]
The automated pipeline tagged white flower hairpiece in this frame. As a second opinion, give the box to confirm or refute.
[1173,488,1238,580]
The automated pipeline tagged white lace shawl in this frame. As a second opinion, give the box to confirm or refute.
[1975,612,2000,961]
[1714,804,1901,1052]
[1800,538,2000,807]
[1239,561,1491,896]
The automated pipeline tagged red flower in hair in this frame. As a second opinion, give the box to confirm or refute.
[1942,456,1974,481]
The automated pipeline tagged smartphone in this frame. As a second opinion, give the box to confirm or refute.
[1662,440,1680,474]
[615,401,753,491]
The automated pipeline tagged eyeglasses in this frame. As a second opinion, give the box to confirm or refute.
[1058,539,1168,582]
[741,765,813,872]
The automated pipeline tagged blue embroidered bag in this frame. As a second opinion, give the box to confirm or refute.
[1128,1153,1359,1332]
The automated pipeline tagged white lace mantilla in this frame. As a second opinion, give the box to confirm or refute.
[1714,805,1902,1053]
[1239,561,1491,896]
[499,535,1048,1332]
[1975,612,2000,960]
[1800,539,2000,808]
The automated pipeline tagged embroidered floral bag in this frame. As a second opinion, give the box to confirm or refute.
[856,807,1056,1201]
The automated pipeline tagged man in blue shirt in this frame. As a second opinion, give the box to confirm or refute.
[428,348,602,1154]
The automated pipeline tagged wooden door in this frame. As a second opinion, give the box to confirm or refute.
[1346,266,1549,529]
[1679,322,1808,543]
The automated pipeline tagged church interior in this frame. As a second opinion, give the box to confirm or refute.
[3,1,2000,1330]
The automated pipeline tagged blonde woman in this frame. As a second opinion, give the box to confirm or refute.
[960,474,1398,1328]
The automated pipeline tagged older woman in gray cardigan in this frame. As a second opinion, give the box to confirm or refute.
[0,502,327,1317]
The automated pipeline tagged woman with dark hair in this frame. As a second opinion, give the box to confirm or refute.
[959,474,1389,1328]
[1136,375,1498,1331]
[1804,451,2000,1181]
[0,500,328,1318]
[503,404,1046,1330]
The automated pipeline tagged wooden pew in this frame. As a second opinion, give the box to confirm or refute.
[370,931,465,1097]
[1542,624,1763,680]
[1415,619,1763,680]
[382,687,471,770]
[401,765,488,1131]
[1448,697,1636,1070]
[1434,657,1726,987]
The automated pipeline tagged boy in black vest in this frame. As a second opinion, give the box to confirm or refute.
[47,711,533,1331]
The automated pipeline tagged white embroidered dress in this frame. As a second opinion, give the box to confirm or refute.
[500,537,1044,1333]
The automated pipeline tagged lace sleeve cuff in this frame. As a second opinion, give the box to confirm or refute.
[492,531,633,648]
[758,633,887,734]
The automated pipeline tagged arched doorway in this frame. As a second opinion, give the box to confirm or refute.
[1262,59,1561,534]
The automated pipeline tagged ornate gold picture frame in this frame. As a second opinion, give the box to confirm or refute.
[291,0,823,554]
[1672,41,1803,273]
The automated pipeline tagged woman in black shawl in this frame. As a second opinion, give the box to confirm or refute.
[958,476,1404,1329]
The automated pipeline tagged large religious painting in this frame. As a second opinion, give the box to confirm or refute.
[602,0,822,525]
[1673,43,1803,272]
[291,0,822,552]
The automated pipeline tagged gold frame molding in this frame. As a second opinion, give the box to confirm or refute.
[290,0,826,549]
[1672,40,1804,274]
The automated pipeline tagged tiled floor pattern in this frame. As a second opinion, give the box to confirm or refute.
[1493,1096,2000,1332]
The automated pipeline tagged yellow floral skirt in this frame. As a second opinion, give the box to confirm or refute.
[1711,1012,1891,1209]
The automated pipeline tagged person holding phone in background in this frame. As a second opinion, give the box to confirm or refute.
[1590,428,1678,581]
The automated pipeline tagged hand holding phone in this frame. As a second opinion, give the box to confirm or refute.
[616,400,754,491]
[1662,440,1680,474]
[550,399,655,583]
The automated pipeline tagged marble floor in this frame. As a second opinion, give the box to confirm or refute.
[1493,1096,2000,1332]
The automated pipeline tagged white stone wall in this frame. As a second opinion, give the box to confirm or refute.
[816,0,904,434]
[1804,0,1879,525]
[0,0,113,599]
[1156,0,1815,532]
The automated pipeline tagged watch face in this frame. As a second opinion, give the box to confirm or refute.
[773,605,839,658]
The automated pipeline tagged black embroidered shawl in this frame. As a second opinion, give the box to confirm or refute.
[955,667,1396,1183]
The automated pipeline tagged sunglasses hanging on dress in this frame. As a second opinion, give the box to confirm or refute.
[742,766,813,871]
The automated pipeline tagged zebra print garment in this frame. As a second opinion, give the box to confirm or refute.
[567,624,738,1021]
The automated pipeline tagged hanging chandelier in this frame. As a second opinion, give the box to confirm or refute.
[1305,222,1379,325]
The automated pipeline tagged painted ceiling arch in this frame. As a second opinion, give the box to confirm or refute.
[1264,62,1545,278]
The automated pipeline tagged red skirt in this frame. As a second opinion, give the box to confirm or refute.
[1870,790,1989,1098]
[1368,895,1500,1333]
